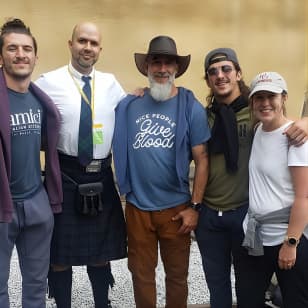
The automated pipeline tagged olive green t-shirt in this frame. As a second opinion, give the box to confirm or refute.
[204,106,253,211]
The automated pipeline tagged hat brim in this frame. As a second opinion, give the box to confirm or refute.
[249,84,284,98]
[134,53,191,78]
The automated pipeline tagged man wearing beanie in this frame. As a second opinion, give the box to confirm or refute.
[195,48,308,308]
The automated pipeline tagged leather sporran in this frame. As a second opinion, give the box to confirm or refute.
[76,182,103,217]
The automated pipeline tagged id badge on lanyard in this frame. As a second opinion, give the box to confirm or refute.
[93,123,103,145]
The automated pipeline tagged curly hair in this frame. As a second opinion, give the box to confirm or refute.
[0,18,37,55]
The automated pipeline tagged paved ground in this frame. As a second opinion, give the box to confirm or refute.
[8,240,237,307]
[7,176,239,307]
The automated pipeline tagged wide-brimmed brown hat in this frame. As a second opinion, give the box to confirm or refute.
[134,35,191,78]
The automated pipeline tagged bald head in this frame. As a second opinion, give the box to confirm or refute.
[71,22,101,42]
[69,22,102,75]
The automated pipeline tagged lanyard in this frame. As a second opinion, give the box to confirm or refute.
[68,66,96,118]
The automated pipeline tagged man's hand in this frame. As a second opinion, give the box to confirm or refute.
[129,87,148,97]
[284,117,308,146]
[172,207,199,234]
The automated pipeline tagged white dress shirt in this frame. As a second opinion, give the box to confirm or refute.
[36,63,126,159]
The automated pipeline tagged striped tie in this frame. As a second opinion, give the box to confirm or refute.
[78,76,93,166]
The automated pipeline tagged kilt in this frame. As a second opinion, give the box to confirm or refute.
[50,154,127,265]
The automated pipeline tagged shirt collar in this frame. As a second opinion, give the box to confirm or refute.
[68,62,95,80]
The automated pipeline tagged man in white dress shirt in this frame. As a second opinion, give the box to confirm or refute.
[36,22,127,308]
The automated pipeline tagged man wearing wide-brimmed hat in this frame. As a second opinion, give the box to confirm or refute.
[113,35,211,308]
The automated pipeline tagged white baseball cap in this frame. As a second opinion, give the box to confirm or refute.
[249,72,288,98]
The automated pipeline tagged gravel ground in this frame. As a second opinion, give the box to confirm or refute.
[8,240,236,307]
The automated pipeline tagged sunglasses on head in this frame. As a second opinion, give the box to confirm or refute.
[207,65,234,76]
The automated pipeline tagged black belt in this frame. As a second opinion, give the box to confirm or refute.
[58,153,112,173]
[206,202,248,216]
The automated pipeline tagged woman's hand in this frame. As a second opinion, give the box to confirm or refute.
[278,242,297,270]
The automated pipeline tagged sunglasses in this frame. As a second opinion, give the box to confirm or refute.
[207,65,234,76]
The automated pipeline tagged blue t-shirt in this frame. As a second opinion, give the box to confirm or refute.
[126,92,209,210]
[9,88,43,200]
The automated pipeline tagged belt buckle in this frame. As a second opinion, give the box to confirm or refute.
[86,160,102,173]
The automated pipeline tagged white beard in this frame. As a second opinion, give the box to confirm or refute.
[148,73,175,102]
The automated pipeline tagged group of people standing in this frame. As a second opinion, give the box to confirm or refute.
[0,16,307,308]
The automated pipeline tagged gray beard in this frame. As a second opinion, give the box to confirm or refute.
[148,74,175,102]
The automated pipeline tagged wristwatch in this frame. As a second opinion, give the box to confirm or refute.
[284,236,299,247]
[189,202,202,212]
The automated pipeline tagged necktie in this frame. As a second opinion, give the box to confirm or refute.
[78,76,93,166]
